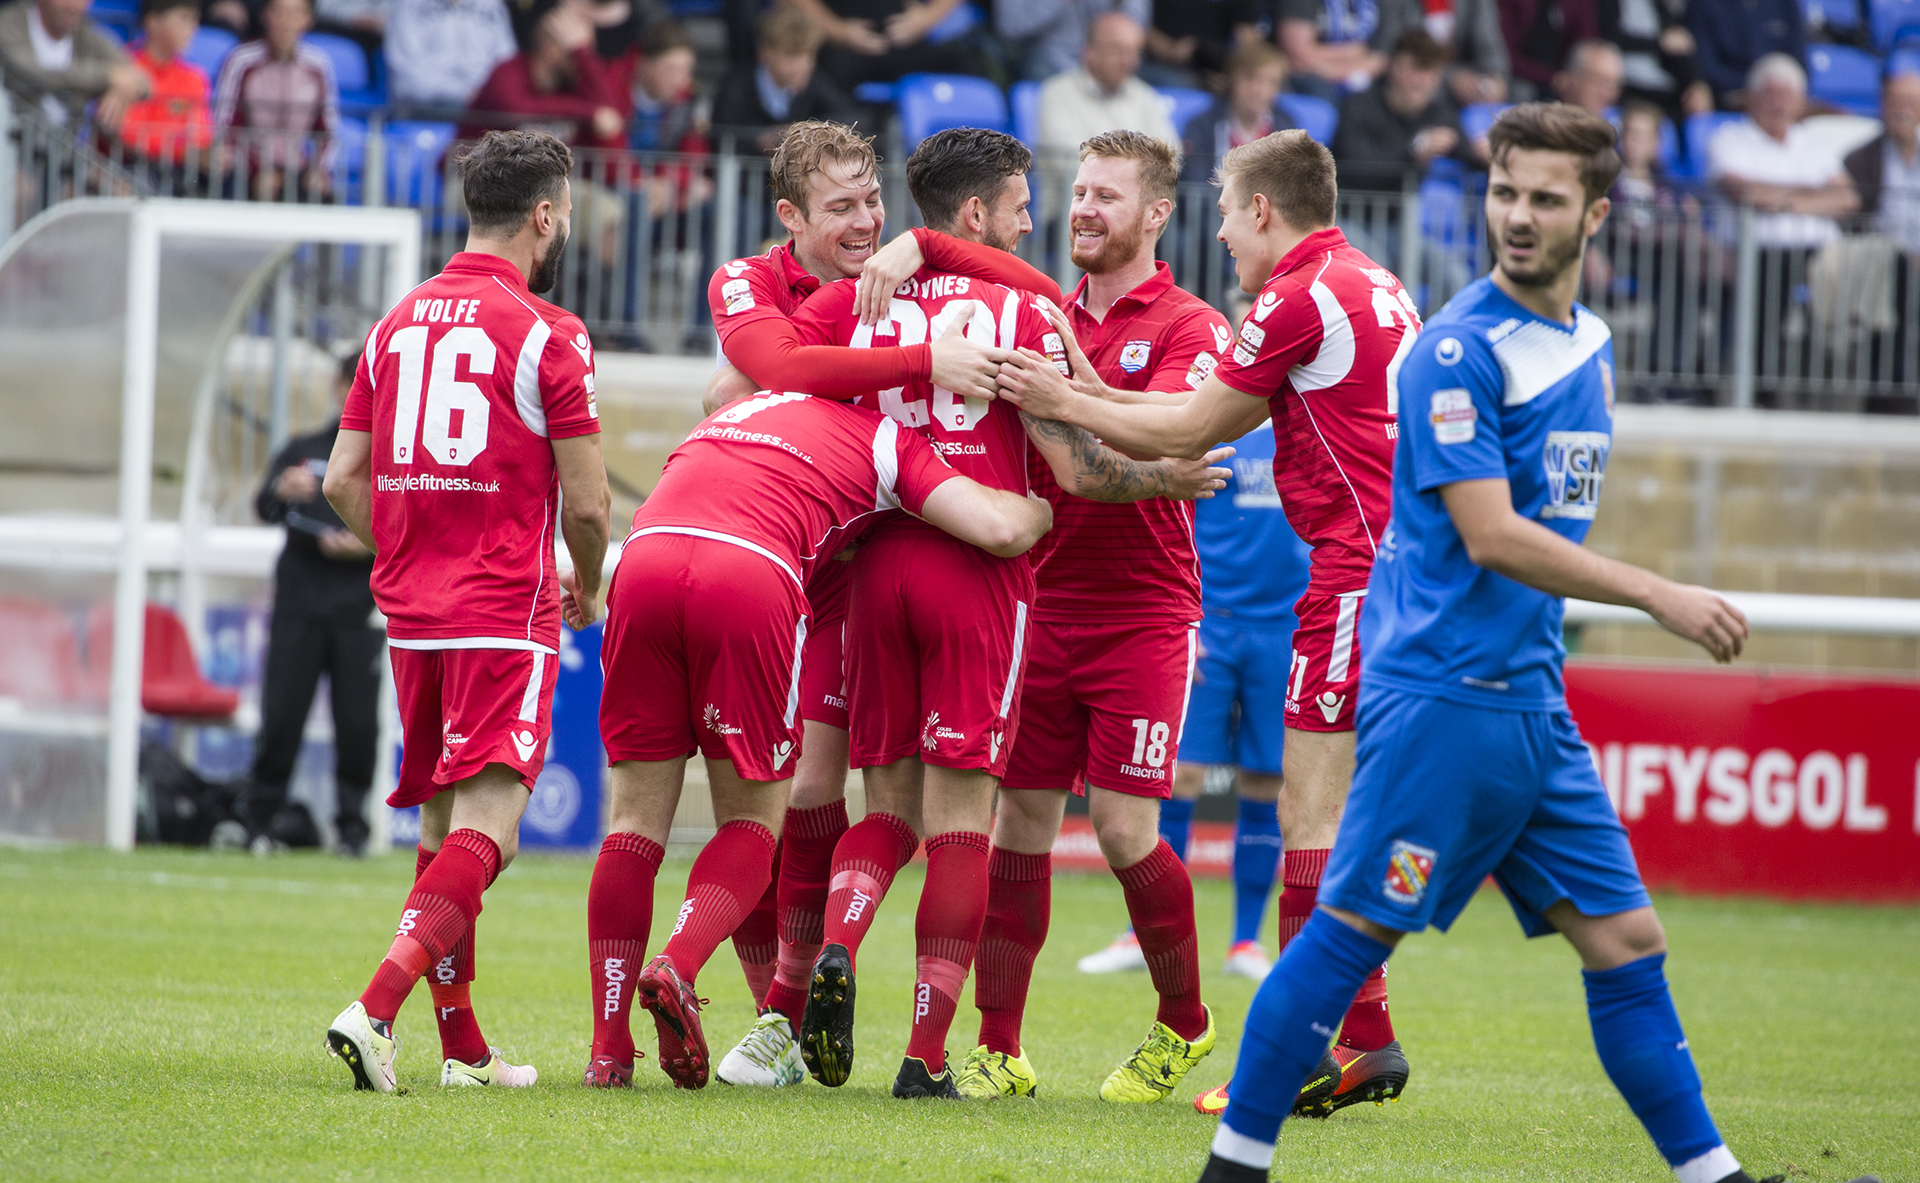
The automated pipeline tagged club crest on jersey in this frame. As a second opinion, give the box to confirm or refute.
[1234,322,1265,367]
[721,278,754,315]
[1211,322,1231,351]
[1118,340,1152,373]
[1429,388,1476,444]
[1540,430,1611,519]
[1186,351,1217,389]
[1252,291,1282,323]
[1383,840,1436,905]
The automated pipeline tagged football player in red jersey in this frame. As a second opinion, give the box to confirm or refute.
[320,130,612,1093]
[940,130,1236,1105]
[999,129,1420,1115]
[584,390,1054,1090]
[784,126,1232,1100]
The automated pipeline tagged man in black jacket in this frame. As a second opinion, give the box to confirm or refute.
[1331,28,1471,192]
[711,7,861,152]
[241,350,382,855]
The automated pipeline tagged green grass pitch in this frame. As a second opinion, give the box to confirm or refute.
[1,843,1913,1182]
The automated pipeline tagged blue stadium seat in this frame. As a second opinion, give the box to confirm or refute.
[666,0,721,13]
[1872,0,1920,45]
[386,120,456,209]
[1806,0,1866,33]
[1010,80,1042,147]
[1684,111,1746,181]
[1893,45,1920,73]
[1156,87,1214,138]
[896,73,1007,147]
[87,0,137,37]
[181,26,238,80]
[1276,93,1337,144]
[1461,101,1509,144]
[852,82,898,104]
[926,2,981,43]
[304,31,385,114]
[1809,44,1885,113]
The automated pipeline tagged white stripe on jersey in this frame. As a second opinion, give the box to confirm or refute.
[514,316,553,437]
[518,650,547,721]
[1328,590,1365,683]
[783,615,809,729]
[389,635,558,655]
[1493,308,1612,406]
[1174,623,1199,742]
[997,600,1028,718]
[630,525,804,587]
[871,416,901,510]
[1287,261,1356,393]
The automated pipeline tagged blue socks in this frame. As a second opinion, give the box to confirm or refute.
[1219,910,1392,1148]
[1159,796,1195,863]
[1231,798,1281,945]
[1584,953,1725,1170]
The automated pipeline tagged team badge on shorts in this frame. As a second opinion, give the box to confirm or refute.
[1382,839,1437,906]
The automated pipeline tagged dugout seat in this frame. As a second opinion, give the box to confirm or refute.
[80,602,239,720]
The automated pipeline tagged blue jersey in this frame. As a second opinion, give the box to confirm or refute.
[1362,277,1615,711]
[1195,423,1313,623]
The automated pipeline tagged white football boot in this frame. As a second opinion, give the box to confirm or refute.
[717,1011,807,1087]
[1076,931,1148,974]
[1222,940,1273,981]
[326,1001,398,1092]
[442,1047,538,1087]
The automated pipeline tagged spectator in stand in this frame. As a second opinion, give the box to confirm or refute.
[625,21,712,213]
[1276,0,1423,102]
[1428,0,1510,105]
[0,0,150,131]
[999,0,1149,82]
[117,0,216,171]
[1142,0,1270,90]
[1686,0,1803,110]
[1612,99,1688,212]
[387,0,516,111]
[1708,53,1856,247]
[786,0,987,94]
[1037,11,1178,164]
[712,6,860,152]
[1497,0,1598,100]
[213,0,342,200]
[1599,0,1710,120]
[1845,70,1920,255]
[1551,37,1621,114]
[1180,39,1297,182]
[1330,27,1469,190]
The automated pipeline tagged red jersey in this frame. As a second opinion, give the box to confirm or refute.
[341,252,600,652]
[631,392,960,586]
[1029,264,1229,624]
[792,269,1061,500]
[1212,228,1420,595]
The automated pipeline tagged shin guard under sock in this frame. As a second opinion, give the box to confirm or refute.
[905,831,990,1068]
[1585,953,1727,1173]
[1277,848,1328,952]
[766,800,849,1019]
[820,811,919,967]
[731,841,780,1009]
[416,845,486,1064]
[1231,799,1281,946]
[662,819,778,987]
[973,847,1051,1056]
[588,831,665,1064]
[1116,839,1206,1040]
[359,828,498,1024]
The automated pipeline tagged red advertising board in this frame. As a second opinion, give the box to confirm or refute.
[1565,660,1920,903]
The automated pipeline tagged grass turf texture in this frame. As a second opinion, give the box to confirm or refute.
[0,845,1912,1182]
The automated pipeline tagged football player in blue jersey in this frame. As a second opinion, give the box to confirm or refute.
[1197,105,1869,1183]
[1077,423,1312,990]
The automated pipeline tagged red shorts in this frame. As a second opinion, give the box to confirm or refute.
[799,559,852,730]
[387,645,557,808]
[1284,589,1366,733]
[845,522,1034,775]
[1000,618,1199,799]
[600,532,809,782]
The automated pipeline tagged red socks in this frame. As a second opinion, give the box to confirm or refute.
[588,830,665,1065]
[1116,839,1207,1041]
[413,844,487,1065]
[905,830,990,1069]
[662,819,778,987]
[1281,847,1397,1052]
[821,811,920,967]
[731,842,780,1010]
[766,800,850,1020]
[359,828,498,1024]
[974,847,1051,1056]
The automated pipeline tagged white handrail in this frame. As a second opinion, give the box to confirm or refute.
[1565,591,1920,637]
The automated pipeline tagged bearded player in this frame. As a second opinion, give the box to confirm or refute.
[320,130,611,1092]
[785,127,1231,1100]
[999,129,1418,1115]
[585,389,1055,1089]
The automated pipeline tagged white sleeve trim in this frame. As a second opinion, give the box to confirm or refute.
[514,316,553,437]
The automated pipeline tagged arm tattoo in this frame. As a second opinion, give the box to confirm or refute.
[1020,410,1176,503]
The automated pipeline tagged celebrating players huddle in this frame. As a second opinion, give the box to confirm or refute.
[312,107,1873,1183]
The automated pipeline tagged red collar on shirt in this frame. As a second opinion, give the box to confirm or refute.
[772,241,821,299]
[1066,260,1177,322]
[1267,226,1350,282]
[442,251,534,293]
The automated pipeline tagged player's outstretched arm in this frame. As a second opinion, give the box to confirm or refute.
[321,428,376,553]
[998,348,1267,460]
[916,479,1054,557]
[1440,477,1749,663]
[704,365,760,415]
[553,433,612,630]
[1034,302,1187,408]
[1021,410,1232,502]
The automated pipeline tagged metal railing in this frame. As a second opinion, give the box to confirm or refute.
[7,94,1917,413]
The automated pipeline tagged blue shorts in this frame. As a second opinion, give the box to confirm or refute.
[1180,612,1294,775]
[1320,685,1650,937]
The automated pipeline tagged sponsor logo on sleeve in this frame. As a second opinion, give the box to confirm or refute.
[721,278,755,315]
[1429,388,1477,445]
[1435,336,1464,366]
[1233,322,1265,367]
[1118,340,1151,373]
[1541,430,1612,519]
[1186,351,1217,389]
[1382,839,1437,905]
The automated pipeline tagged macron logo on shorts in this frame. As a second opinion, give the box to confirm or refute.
[772,741,795,770]
[511,729,539,762]
[1382,839,1436,906]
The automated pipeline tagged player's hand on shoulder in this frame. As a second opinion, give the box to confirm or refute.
[559,567,599,631]
[930,316,1008,402]
[853,233,923,324]
[1644,580,1748,664]
[996,348,1075,417]
[1165,446,1235,501]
